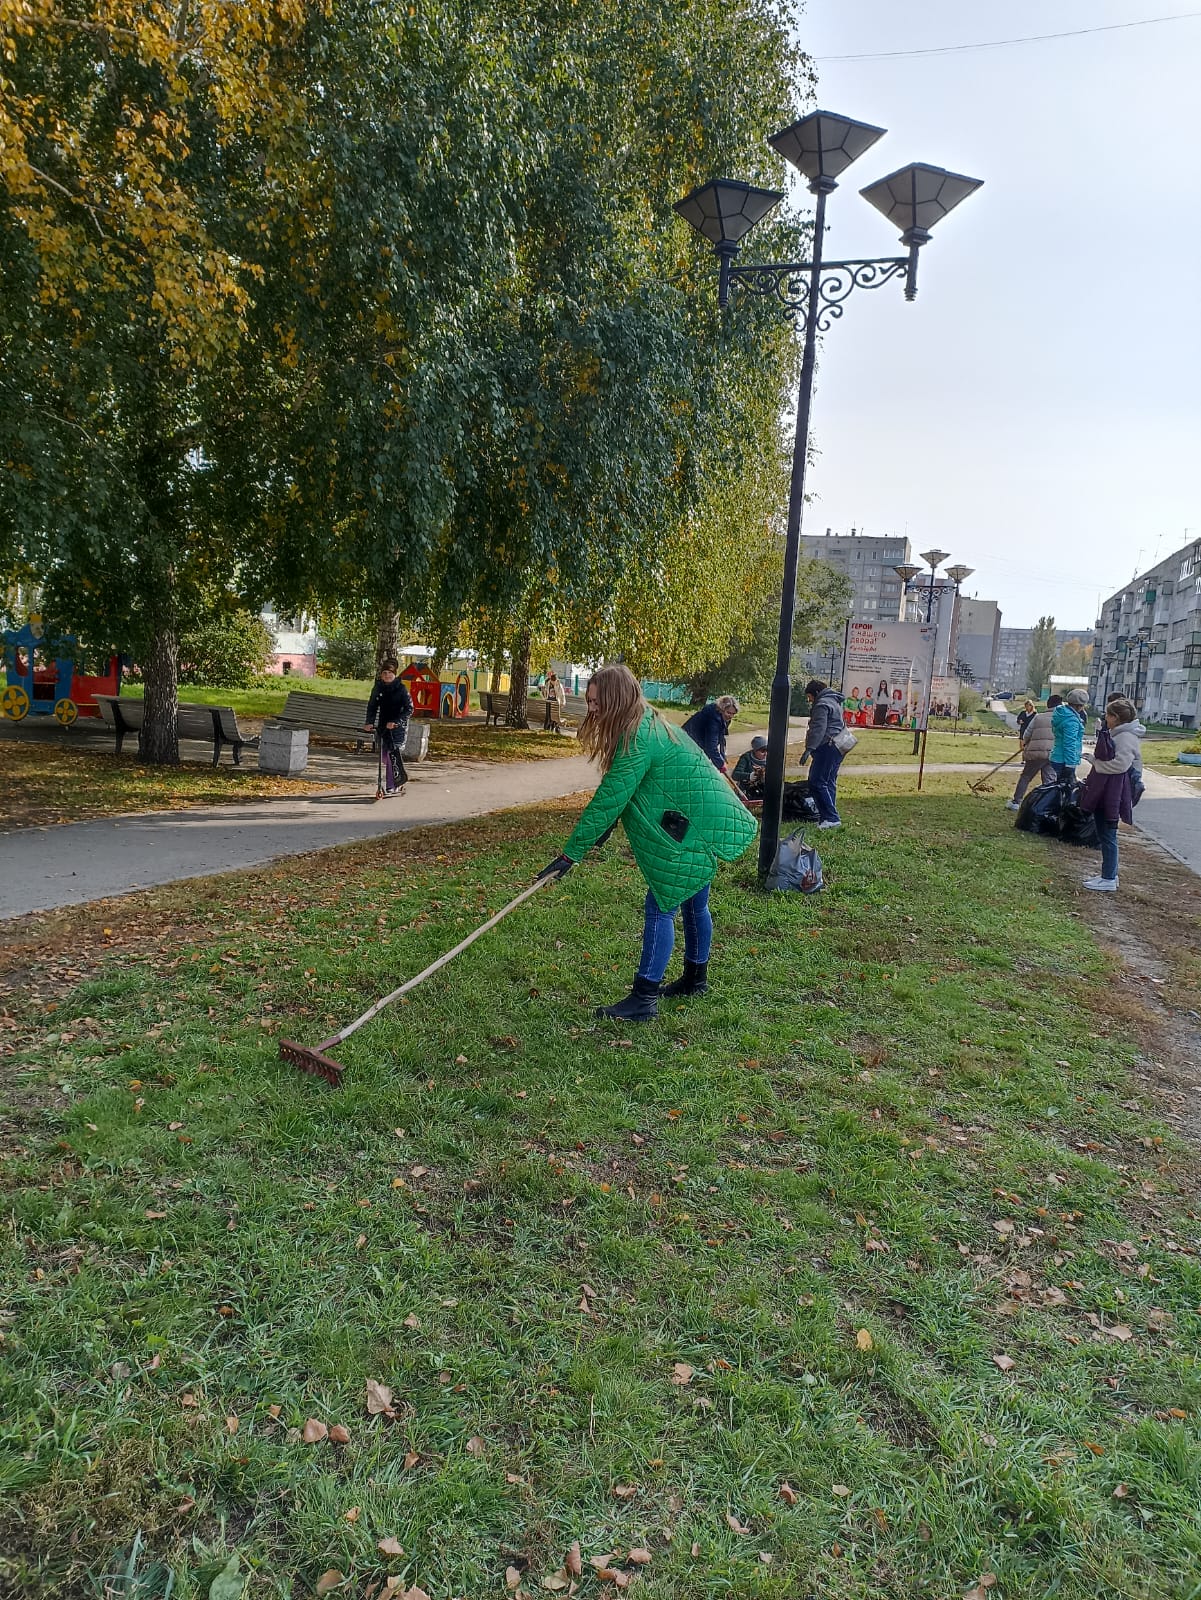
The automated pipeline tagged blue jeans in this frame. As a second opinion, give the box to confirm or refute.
[808,744,845,823]
[1095,816,1119,881]
[636,885,712,984]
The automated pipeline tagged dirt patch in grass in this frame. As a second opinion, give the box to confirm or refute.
[1067,830,1201,1147]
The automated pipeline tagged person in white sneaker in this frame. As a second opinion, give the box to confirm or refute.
[1077,695,1142,891]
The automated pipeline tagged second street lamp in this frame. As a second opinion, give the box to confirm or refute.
[676,113,981,880]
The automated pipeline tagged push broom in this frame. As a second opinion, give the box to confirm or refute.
[279,875,553,1085]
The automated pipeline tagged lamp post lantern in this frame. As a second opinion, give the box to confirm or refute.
[675,113,981,881]
[943,563,974,736]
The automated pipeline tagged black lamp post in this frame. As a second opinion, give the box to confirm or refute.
[675,113,981,881]
[943,563,974,735]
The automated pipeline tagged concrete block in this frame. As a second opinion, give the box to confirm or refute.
[259,725,310,776]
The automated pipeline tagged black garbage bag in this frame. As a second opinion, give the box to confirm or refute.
[1015,781,1068,836]
[781,780,821,822]
[1059,802,1100,850]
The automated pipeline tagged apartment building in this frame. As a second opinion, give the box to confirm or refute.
[798,528,911,680]
[955,598,1002,686]
[994,627,1095,695]
[1090,537,1201,727]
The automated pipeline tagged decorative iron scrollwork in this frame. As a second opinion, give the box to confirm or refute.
[728,256,909,330]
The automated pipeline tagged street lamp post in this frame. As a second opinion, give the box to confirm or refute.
[944,562,974,735]
[675,114,981,881]
[910,548,949,754]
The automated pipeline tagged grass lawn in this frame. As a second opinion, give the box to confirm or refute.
[835,729,1011,768]
[423,724,582,765]
[0,739,333,830]
[121,678,376,720]
[2,779,1199,1599]
[1141,738,1201,773]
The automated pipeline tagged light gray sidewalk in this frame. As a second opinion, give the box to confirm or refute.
[0,727,785,919]
[0,757,602,919]
[1133,766,1201,876]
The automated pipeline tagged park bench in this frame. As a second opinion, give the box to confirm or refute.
[479,690,564,727]
[275,691,429,760]
[93,696,250,765]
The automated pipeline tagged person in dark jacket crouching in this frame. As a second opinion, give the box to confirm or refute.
[803,678,847,828]
[364,658,413,798]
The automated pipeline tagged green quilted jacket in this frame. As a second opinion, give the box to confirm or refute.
[563,711,758,910]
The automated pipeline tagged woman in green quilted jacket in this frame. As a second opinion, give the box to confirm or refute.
[536,665,758,1021]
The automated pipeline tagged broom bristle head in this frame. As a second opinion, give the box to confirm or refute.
[279,1038,345,1086]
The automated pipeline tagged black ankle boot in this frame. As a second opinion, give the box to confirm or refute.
[594,976,660,1022]
[661,960,709,999]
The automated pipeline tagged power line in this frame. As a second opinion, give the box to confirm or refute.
[816,11,1201,63]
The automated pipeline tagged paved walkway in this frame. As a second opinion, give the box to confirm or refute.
[1132,766,1201,876]
[0,756,602,919]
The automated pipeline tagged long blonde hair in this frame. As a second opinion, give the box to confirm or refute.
[578,664,648,772]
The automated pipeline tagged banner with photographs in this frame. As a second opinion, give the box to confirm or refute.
[929,677,962,720]
[842,621,938,730]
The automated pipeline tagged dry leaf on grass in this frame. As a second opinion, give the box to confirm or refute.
[465,1434,485,1457]
[403,1450,420,1469]
[594,1571,629,1589]
[302,1418,328,1443]
[589,1555,616,1571]
[1113,1483,1129,1498]
[506,1570,524,1591]
[670,1362,694,1386]
[612,1484,637,1499]
[725,1513,750,1534]
[539,1572,571,1593]
[831,1485,852,1498]
[565,1544,582,1577]
[992,1355,1016,1373]
[855,1329,873,1352]
[377,1536,404,1556]
[403,1314,421,1330]
[366,1379,396,1417]
[778,1482,798,1506]
[225,1415,239,1435]
[328,1424,350,1445]
[315,1574,344,1597]
[627,1549,652,1565]
[343,1507,360,1523]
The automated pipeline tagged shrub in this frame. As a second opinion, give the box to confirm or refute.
[177,610,274,688]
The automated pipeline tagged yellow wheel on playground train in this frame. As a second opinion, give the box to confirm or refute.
[54,696,79,726]
[1,684,30,720]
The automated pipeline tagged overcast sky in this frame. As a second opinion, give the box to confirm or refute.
[782,1,1201,628]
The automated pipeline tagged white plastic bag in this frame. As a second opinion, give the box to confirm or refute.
[833,727,858,755]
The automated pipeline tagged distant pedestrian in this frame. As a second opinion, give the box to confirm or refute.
[1078,695,1142,892]
[542,670,566,732]
[802,677,847,828]
[1016,698,1037,738]
[1007,700,1056,809]
[534,666,757,1020]
[364,658,412,799]
[1050,688,1088,784]
[682,695,739,775]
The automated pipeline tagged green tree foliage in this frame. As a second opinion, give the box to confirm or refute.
[1026,616,1058,695]
[2,0,812,753]
[0,1,312,761]
[1057,637,1094,675]
[177,611,274,689]
[683,559,853,705]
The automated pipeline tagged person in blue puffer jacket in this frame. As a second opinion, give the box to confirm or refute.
[1050,688,1088,783]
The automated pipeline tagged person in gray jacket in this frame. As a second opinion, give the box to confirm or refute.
[1007,697,1058,809]
[802,678,848,828]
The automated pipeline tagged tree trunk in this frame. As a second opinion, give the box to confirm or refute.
[488,625,505,693]
[505,625,532,728]
[139,623,180,765]
[375,602,401,668]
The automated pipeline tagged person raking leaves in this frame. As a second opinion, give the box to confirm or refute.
[363,657,413,800]
[535,664,758,1021]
